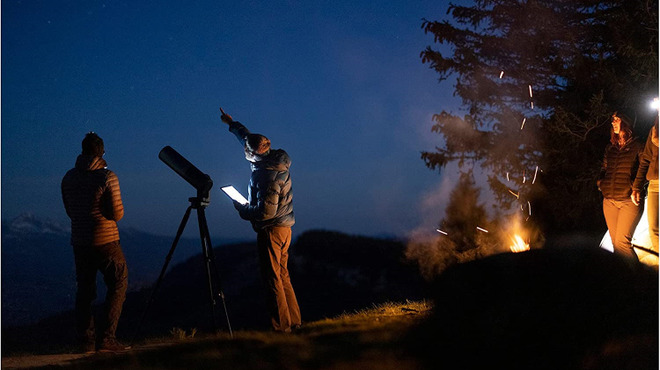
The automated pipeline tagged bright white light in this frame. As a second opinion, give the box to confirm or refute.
[650,98,660,111]
[221,185,249,205]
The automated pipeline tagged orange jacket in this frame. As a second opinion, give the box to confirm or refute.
[61,155,124,246]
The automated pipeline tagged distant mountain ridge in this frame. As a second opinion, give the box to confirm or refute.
[4,212,70,236]
[1,213,237,326]
[2,228,428,354]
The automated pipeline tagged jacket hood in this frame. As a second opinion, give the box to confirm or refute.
[75,155,107,171]
[251,149,290,172]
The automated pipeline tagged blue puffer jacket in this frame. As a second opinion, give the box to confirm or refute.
[229,122,295,231]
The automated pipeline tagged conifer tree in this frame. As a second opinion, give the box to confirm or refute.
[420,0,658,233]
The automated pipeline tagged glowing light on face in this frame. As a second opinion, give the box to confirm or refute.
[611,115,621,135]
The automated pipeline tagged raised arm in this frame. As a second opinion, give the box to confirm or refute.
[220,107,250,147]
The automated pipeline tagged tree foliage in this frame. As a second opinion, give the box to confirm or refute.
[420,0,658,234]
[406,171,503,280]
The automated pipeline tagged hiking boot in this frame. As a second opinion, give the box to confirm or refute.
[98,339,131,353]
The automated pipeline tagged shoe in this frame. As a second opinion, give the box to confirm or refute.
[98,339,131,353]
[291,324,302,332]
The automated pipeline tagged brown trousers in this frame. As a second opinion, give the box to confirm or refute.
[603,198,644,262]
[73,241,128,343]
[256,226,301,332]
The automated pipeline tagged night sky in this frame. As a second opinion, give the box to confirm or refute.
[2,1,463,241]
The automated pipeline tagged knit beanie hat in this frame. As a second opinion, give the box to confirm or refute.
[82,132,104,157]
[246,134,271,155]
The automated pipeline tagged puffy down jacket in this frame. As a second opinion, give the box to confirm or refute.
[229,122,295,231]
[598,138,644,201]
[61,155,124,246]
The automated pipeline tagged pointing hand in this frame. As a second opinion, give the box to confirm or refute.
[219,107,234,125]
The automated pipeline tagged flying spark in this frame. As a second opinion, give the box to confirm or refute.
[508,189,520,199]
[532,166,539,184]
[530,101,534,109]
[499,71,504,78]
[436,229,448,235]
[528,85,533,98]
[506,172,510,181]
[528,201,532,216]
[520,118,526,130]
[522,170,526,183]
[476,227,489,233]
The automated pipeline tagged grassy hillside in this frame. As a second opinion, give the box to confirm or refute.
[2,301,431,369]
[3,239,657,369]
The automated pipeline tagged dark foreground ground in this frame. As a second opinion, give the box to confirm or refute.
[2,301,430,370]
[3,246,658,370]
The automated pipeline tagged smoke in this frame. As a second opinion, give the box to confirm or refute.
[405,168,541,281]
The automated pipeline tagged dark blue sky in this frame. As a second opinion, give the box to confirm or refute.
[2,1,462,241]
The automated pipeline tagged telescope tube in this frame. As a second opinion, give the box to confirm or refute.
[158,146,213,196]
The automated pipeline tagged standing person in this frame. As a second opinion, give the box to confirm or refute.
[631,116,659,253]
[597,113,645,262]
[61,132,130,353]
[219,107,302,333]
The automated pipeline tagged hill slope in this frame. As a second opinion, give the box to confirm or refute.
[2,230,426,355]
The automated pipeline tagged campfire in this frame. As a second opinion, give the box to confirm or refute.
[509,234,530,253]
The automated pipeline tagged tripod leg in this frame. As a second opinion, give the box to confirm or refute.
[196,207,233,337]
[130,205,193,345]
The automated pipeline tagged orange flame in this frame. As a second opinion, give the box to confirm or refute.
[510,234,530,253]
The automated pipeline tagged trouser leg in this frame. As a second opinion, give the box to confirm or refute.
[605,199,643,261]
[98,241,128,342]
[74,246,98,343]
[276,227,301,326]
[648,191,659,253]
[603,199,620,252]
[257,227,292,332]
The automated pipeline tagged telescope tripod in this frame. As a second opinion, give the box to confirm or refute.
[132,196,233,344]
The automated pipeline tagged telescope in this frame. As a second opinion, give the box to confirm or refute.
[158,146,213,198]
[133,146,232,341]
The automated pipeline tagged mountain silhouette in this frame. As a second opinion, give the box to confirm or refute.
[2,229,426,354]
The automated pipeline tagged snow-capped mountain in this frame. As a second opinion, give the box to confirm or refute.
[4,212,70,236]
